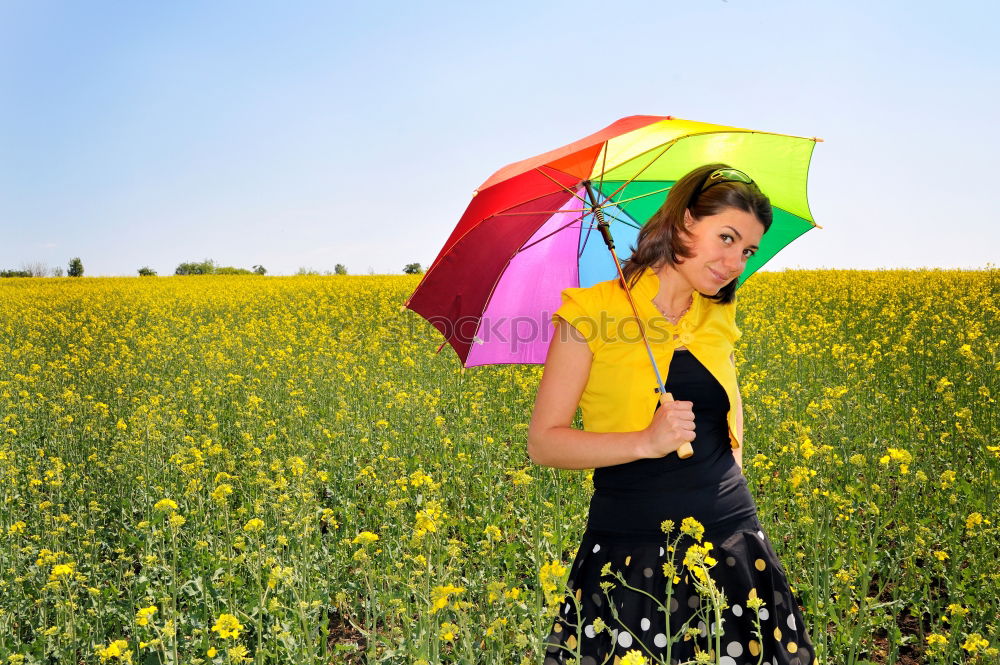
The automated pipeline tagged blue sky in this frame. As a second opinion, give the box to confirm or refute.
[1,0,997,276]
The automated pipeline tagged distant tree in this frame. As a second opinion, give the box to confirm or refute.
[21,262,49,277]
[403,263,423,275]
[334,264,347,275]
[138,266,157,277]
[68,257,84,277]
[252,265,267,275]
[0,269,31,278]
[175,259,216,275]
[295,267,320,276]
[52,267,64,277]
[214,266,252,275]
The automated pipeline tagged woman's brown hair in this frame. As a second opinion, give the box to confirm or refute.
[621,162,772,304]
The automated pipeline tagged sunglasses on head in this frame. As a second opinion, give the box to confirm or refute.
[689,168,755,208]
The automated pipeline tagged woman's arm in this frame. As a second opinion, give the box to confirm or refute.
[527,320,693,470]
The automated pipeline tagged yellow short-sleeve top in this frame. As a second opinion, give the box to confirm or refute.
[553,266,743,449]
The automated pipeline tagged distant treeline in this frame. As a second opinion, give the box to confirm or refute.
[1,259,426,277]
[1,258,80,277]
[174,260,267,276]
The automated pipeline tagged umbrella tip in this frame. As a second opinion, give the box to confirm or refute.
[812,137,825,142]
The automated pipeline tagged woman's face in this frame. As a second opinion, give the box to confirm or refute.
[678,206,765,294]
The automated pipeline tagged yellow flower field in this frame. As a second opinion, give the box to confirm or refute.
[0,270,996,664]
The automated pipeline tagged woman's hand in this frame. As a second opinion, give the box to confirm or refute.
[637,398,695,458]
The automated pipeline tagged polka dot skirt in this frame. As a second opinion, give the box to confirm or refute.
[542,516,817,665]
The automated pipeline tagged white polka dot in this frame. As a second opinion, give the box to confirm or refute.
[787,614,797,630]
[697,620,707,637]
[711,620,722,635]
[757,530,765,540]
[732,604,743,617]
[727,641,744,657]
[584,624,595,639]
[720,658,738,665]
[593,543,601,553]
[653,633,667,648]
[659,546,665,557]
[618,631,633,648]
[564,603,571,614]
[759,608,769,621]
[640,617,651,631]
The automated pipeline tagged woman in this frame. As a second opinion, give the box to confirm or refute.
[527,164,817,665]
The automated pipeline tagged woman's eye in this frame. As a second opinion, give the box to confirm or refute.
[743,249,755,258]
[720,234,732,244]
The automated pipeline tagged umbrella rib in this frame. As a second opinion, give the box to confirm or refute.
[514,208,640,256]
[516,214,587,254]
[532,167,590,208]
[599,185,673,209]
[492,208,589,218]
[599,139,679,204]
[577,215,594,259]
[494,206,638,226]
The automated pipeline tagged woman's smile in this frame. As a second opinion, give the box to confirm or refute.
[708,266,730,283]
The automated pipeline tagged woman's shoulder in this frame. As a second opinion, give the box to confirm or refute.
[558,277,621,313]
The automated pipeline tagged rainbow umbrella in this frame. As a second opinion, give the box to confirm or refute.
[406,115,821,367]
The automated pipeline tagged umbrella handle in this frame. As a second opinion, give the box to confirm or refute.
[660,391,694,459]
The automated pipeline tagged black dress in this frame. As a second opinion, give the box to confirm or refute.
[542,349,817,665]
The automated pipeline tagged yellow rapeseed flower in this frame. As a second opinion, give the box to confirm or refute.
[962,633,989,653]
[49,562,75,580]
[227,645,252,663]
[153,498,178,512]
[965,512,989,533]
[95,640,132,662]
[211,613,243,639]
[430,584,466,613]
[680,517,704,542]
[242,518,264,533]
[439,621,459,642]
[621,650,648,665]
[413,500,443,539]
[211,483,233,504]
[352,531,379,545]
[135,605,157,626]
